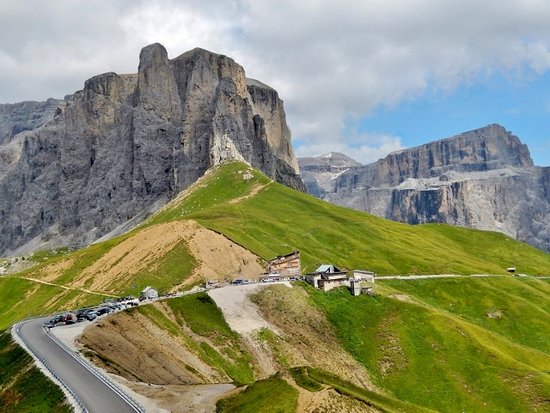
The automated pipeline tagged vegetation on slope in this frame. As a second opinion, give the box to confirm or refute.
[307,281,550,412]
[152,161,550,275]
[81,294,255,386]
[216,375,298,413]
[15,226,197,298]
[0,277,99,330]
[167,293,255,384]
[382,276,550,353]
[0,330,70,413]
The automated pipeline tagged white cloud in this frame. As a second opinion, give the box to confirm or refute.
[295,130,404,164]
[2,0,550,158]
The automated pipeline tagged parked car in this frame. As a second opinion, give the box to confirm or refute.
[95,307,112,316]
[51,314,64,324]
[83,311,97,321]
[44,320,56,328]
[62,313,77,325]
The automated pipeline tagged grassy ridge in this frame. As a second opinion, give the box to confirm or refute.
[152,162,550,275]
[305,367,437,413]
[0,330,70,413]
[216,375,298,413]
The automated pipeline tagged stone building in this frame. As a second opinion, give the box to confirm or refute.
[267,250,301,277]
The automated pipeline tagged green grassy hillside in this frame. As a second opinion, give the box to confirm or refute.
[0,277,100,330]
[0,330,70,412]
[151,161,550,275]
[216,375,298,413]
[307,279,550,412]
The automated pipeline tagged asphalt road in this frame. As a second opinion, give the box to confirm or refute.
[16,317,141,413]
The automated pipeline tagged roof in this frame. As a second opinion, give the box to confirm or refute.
[316,264,341,273]
[141,286,156,293]
[270,250,300,261]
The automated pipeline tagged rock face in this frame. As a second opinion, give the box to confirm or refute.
[0,43,303,256]
[299,124,550,253]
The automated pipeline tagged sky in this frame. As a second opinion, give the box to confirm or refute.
[1,0,549,166]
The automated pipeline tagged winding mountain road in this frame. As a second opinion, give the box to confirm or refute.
[14,317,143,413]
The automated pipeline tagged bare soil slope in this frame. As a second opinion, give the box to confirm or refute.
[27,220,264,294]
[79,308,226,385]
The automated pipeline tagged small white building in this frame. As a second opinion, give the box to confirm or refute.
[353,270,375,283]
[306,264,349,291]
[140,286,159,300]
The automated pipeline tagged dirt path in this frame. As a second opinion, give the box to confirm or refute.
[13,276,116,297]
[208,283,289,378]
[228,181,272,204]
[208,284,286,334]
[376,274,503,280]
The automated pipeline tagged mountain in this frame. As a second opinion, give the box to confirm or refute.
[299,152,361,198]
[2,161,549,412]
[0,43,304,256]
[299,124,550,253]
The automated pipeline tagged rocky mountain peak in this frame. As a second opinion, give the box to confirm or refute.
[299,152,361,169]
[0,43,303,256]
[298,152,361,198]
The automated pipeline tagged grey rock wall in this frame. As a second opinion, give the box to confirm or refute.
[299,125,549,253]
[0,43,303,256]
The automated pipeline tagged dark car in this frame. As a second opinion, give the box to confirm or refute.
[48,314,64,326]
[95,307,111,316]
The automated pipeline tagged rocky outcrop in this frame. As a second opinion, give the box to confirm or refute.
[0,43,303,256]
[299,125,550,253]
[0,99,61,145]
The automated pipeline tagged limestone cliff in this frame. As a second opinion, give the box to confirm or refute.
[0,43,303,255]
[299,125,549,253]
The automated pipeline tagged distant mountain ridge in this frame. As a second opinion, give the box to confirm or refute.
[299,152,360,198]
[299,124,550,253]
[0,43,304,256]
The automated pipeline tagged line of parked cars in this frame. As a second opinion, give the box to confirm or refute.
[44,298,139,328]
